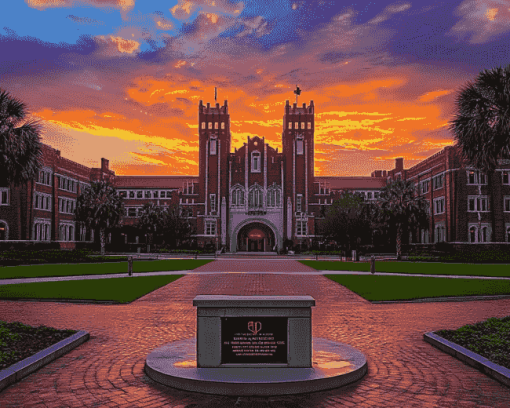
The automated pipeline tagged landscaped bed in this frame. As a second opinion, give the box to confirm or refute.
[0,320,77,370]
[0,275,184,303]
[301,260,510,277]
[435,316,510,370]
[0,259,211,279]
[325,275,510,301]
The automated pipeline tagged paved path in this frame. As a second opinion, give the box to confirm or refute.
[1,260,510,407]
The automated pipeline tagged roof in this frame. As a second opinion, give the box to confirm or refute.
[314,176,386,189]
[114,176,198,189]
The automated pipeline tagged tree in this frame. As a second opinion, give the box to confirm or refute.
[137,202,166,252]
[0,89,43,186]
[160,204,194,248]
[75,181,124,254]
[376,179,429,260]
[449,64,510,242]
[322,191,372,251]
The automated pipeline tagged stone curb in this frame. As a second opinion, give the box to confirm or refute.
[0,330,90,392]
[372,294,510,304]
[423,332,510,388]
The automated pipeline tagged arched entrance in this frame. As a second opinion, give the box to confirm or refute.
[237,223,276,252]
[0,220,8,240]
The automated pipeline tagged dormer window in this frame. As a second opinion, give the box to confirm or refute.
[296,137,303,155]
[251,151,261,172]
[210,138,217,155]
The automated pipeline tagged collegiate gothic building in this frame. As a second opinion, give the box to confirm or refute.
[2,97,510,250]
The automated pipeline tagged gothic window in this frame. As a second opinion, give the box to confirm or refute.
[221,122,225,129]
[215,122,218,129]
[232,188,245,206]
[288,122,292,129]
[251,151,261,172]
[208,122,212,129]
[210,138,217,155]
[249,188,263,208]
[267,187,281,207]
[296,137,303,155]
[434,197,445,214]
[469,226,477,242]
[301,122,305,129]
[296,194,302,212]
[202,122,205,129]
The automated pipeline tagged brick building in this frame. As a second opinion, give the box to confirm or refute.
[2,98,510,250]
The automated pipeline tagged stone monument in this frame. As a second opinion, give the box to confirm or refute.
[145,295,367,396]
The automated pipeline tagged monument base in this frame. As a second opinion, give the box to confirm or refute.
[144,337,367,396]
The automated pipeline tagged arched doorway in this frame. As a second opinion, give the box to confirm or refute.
[237,223,276,252]
[0,220,8,240]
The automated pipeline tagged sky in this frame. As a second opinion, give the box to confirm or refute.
[1,1,509,177]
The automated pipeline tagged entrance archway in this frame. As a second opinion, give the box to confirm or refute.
[237,223,276,252]
[0,220,8,240]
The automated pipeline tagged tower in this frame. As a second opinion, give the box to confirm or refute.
[198,99,231,248]
[282,98,315,241]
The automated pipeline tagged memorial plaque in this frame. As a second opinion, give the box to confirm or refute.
[221,317,288,364]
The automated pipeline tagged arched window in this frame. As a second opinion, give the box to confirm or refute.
[481,227,488,243]
[507,227,510,242]
[469,226,477,243]
[267,187,281,207]
[249,188,263,208]
[210,137,217,155]
[0,221,8,240]
[251,151,261,172]
[231,188,245,206]
[296,137,303,155]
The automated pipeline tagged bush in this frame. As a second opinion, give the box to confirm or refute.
[0,249,127,266]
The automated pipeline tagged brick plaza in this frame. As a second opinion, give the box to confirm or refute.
[1,260,509,407]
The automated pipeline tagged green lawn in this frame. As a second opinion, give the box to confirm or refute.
[0,259,212,279]
[301,261,510,277]
[0,275,184,303]
[325,275,510,301]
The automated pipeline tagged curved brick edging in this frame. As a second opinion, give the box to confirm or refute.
[423,332,510,388]
[0,330,90,392]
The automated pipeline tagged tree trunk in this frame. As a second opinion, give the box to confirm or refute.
[396,225,402,260]
[487,170,498,242]
[100,227,106,255]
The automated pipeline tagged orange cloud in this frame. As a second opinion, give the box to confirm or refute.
[419,89,453,102]
[26,0,135,13]
[95,35,140,54]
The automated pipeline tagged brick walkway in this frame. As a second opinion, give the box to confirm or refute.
[0,260,509,407]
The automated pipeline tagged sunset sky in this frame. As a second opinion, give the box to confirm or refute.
[1,1,509,176]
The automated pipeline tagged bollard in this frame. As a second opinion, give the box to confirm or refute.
[316,254,318,261]
[370,255,375,274]
[128,256,133,276]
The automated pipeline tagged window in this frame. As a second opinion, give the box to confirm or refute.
[467,170,487,185]
[128,208,136,217]
[296,138,303,155]
[505,197,510,212]
[251,151,261,172]
[232,189,245,206]
[469,226,476,242]
[434,197,445,214]
[433,174,444,190]
[288,122,292,129]
[214,122,218,129]
[221,122,225,129]
[296,220,307,236]
[205,221,216,235]
[468,196,489,212]
[249,188,263,208]
[301,122,305,129]
[0,188,9,205]
[129,191,135,198]
[267,188,280,207]
[421,180,429,194]
[119,191,127,198]
[503,171,509,184]
[210,138,217,155]
[38,170,52,186]
[308,122,311,129]
[208,122,212,129]
[435,225,446,242]
[421,229,429,243]
[367,192,372,199]
[145,191,151,198]
[210,194,216,212]
[137,191,143,199]
[201,122,205,129]
[296,194,302,212]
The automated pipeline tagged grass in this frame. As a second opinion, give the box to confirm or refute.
[324,275,510,301]
[0,259,212,279]
[0,275,184,303]
[300,260,510,277]
[435,316,510,370]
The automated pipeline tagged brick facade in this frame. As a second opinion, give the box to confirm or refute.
[2,99,510,250]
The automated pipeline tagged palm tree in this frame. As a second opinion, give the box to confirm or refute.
[160,204,194,249]
[75,181,124,254]
[0,89,43,186]
[377,179,429,260]
[450,65,510,242]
